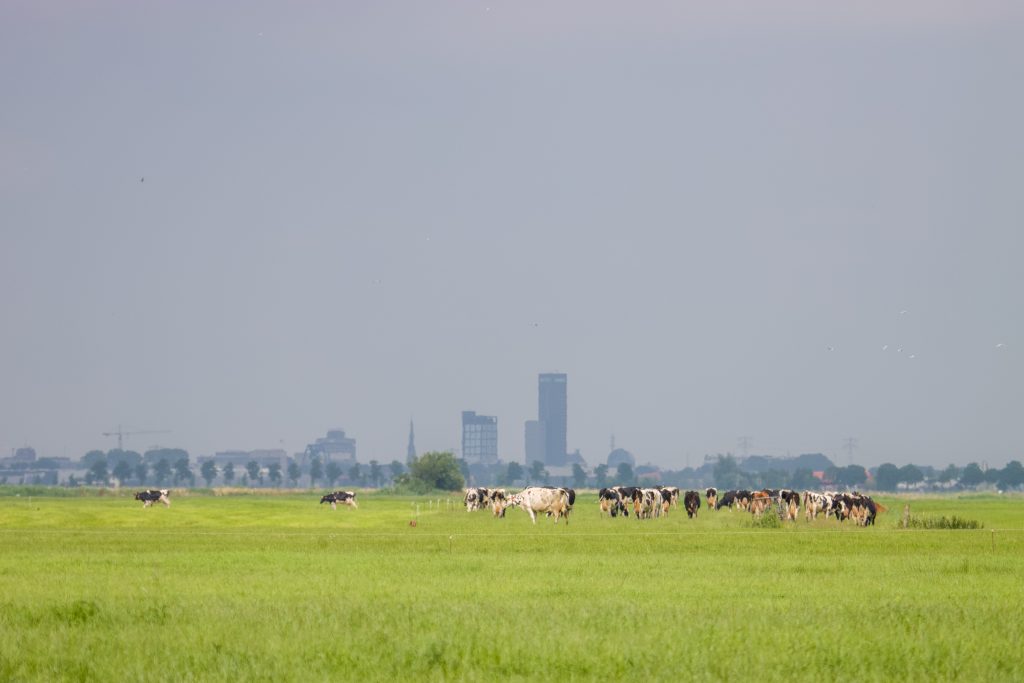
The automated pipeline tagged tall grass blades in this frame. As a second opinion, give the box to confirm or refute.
[906,515,984,529]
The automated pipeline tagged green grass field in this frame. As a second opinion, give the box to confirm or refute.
[1,489,1022,682]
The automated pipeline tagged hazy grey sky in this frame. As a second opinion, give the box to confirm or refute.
[3,1,1022,468]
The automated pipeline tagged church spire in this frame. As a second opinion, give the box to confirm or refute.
[407,419,417,463]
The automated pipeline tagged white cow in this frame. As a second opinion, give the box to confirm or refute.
[505,487,570,524]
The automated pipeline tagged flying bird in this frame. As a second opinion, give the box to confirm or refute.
[996,343,1006,348]
[882,345,889,351]
[139,177,144,183]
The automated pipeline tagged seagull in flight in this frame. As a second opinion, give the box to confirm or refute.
[996,342,1006,348]
[882,345,889,351]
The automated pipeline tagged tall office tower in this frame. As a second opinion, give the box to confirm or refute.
[538,373,567,467]
[461,411,498,465]
[407,420,417,463]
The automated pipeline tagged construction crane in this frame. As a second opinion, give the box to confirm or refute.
[102,425,170,451]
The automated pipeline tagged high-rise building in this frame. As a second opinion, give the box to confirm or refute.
[407,420,417,463]
[524,420,546,465]
[306,429,357,463]
[538,373,567,467]
[461,411,498,465]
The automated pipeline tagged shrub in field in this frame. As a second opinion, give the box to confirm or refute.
[747,509,783,528]
[906,515,983,529]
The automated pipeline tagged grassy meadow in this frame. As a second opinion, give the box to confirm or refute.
[1,489,1022,681]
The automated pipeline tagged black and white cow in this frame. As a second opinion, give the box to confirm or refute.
[598,488,627,517]
[463,487,492,512]
[684,490,701,518]
[803,491,831,521]
[632,488,661,519]
[134,489,170,508]
[613,486,642,517]
[847,493,882,526]
[778,489,801,521]
[489,489,508,517]
[706,487,718,510]
[659,486,680,511]
[320,491,358,510]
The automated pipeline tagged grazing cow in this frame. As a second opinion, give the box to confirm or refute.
[464,487,492,512]
[489,489,508,517]
[505,487,570,524]
[613,486,641,517]
[539,486,576,521]
[779,489,801,521]
[831,493,855,521]
[320,490,358,510]
[564,488,576,519]
[717,490,738,510]
[706,487,718,511]
[858,496,880,526]
[846,493,884,526]
[659,486,680,510]
[134,489,170,508]
[749,491,771,518]
[633,488,661,519]
[803,491,831,521]
[599,488,628,517]
[683,490,701,518]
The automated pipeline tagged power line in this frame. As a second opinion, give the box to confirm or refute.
[843,437,859,465]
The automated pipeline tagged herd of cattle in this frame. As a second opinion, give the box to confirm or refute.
[462,485,885,526]
[131,485,883,526]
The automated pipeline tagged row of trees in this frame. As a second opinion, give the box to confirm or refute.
[874,461,1024,491]
[72,448,470,491]
[58,448,1024,493]
[81,455,412,489]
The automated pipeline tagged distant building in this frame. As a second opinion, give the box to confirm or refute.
[12,447,37,463]
[566,449,587,466]
[538,373,567,467]
[407,420,417,463]
[524,420,545,465]
[607,448,635,469]
[306,429,357,463]
[462,411,498,465]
